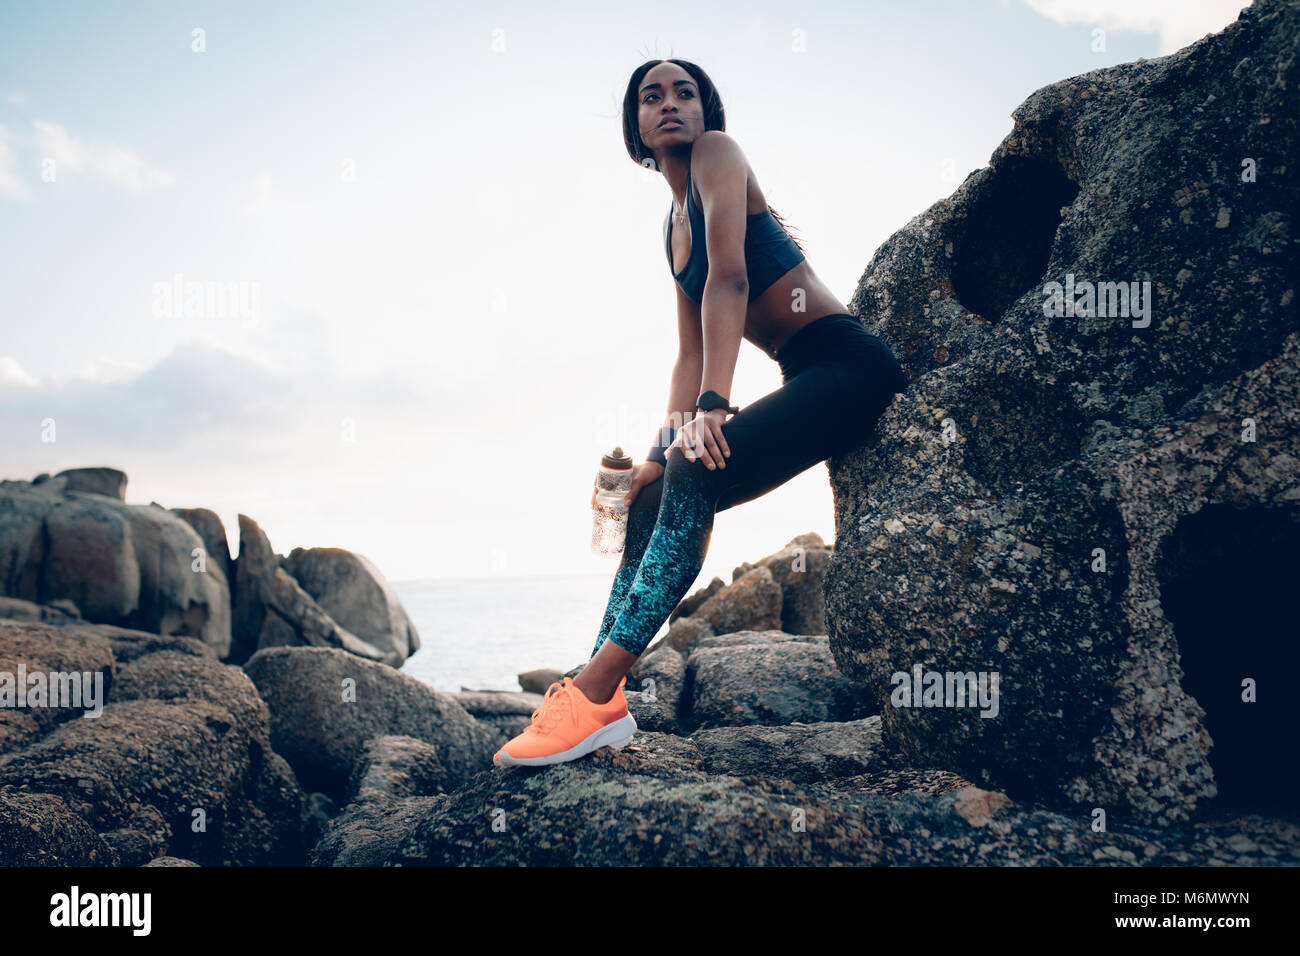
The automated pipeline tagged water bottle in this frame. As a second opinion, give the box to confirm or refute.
[591,446,634,555]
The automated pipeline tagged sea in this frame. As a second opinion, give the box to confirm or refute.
[393,573,671,694]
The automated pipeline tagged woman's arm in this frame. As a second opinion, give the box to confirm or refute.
[663,352,703,435]
[663,271,705,435]
[693,130,750,402]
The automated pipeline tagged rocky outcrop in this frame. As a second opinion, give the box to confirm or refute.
[1,472,421,671]
[242,646,497,804]
[0,620,308,865]
[230,514,278,664]
[0,596,81,624]
[266,568,389,663]
[0,788,114,865]
[283,548,420,661]
[654,534,834,657]
[453,690,544,743]
[307,735,451,866]
[730,532,833,634]
[824,0,1299,825]
[687,632,875,728]
[228,516,395,666]
[52,467,127,500]
[0,476,228,654]
[169,507,233,589]
[316,734,1299,866]
[517,668,563,694]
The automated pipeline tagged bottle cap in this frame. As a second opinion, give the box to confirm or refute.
[601,446,633,469]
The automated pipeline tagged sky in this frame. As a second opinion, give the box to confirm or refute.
[0,0,1253,585]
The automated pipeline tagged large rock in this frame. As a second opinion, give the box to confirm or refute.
[730,533,833,634]
[0,622,308,865]
[685,632,876,730]
[282,547,420,662]
[666,575,726,625]
[53,467,126,500]
[344,734,450,805]
[232,517,391,665]
[0,621,117,753]
[267,568,389,663]
[517,668,563,694]
[41,499,140,623]
[0,788,114,865]
[691,566,783,636]
[231,514,278,664]
[111,502,230,656]
[825,0,1299,825]
[0,476,230,656]
[309,793,445,867]
[626,642,686,723]
[0,478,61,602]
[242,646,498,803]
[452,690,544,743]
[171,507,233,588]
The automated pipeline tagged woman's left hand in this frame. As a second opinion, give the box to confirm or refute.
[678,409,731,470]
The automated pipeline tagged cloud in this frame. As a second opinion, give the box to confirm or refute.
[0,318,520,458]
[0,124,30,200]
[0,355,39,388]
[1018,0,1253,55]
[30,119,175,191]
[77,355,149,385]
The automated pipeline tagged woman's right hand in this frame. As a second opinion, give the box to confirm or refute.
[592,461,665,509]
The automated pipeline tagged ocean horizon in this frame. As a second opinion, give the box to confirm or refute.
[393,572,679,694]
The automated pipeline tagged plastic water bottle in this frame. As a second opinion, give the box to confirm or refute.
[591,446,633,555]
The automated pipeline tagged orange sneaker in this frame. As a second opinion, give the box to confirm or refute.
[493,676,637,767]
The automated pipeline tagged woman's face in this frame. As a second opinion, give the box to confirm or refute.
[637,62,702,156]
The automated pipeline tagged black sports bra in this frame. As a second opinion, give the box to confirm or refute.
[665,153,805,304]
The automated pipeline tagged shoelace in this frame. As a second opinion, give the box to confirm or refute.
[530,679,578,735]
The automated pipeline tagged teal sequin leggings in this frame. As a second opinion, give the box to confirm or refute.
[591,313,908,658]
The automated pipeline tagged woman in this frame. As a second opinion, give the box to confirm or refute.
[494,58,908,767]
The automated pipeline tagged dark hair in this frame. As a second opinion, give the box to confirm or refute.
[622,58,805,255]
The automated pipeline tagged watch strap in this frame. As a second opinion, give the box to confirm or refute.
[696,389,740,415]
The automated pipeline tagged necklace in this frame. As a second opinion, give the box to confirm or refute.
[673,167,690,223]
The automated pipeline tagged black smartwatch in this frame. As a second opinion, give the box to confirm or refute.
[696,390,740,415]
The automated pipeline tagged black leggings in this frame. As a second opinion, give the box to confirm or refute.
[591,313,908,658]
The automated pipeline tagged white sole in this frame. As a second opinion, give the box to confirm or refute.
[494,712,638,767]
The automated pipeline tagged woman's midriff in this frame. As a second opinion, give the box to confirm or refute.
[742,258,850,359]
